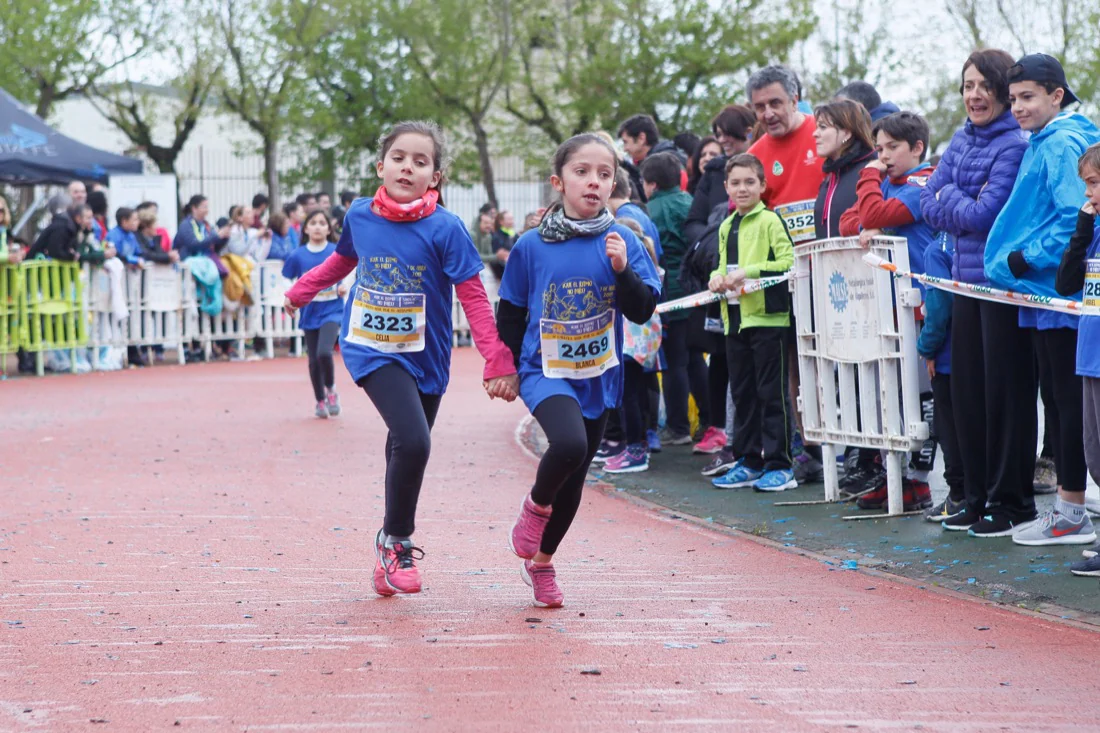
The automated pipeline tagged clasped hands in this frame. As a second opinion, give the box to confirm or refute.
[484,373,519,402]
[708,267,747,295]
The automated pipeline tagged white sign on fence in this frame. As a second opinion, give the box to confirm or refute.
[108,174,179,236]
[818,248,881,363]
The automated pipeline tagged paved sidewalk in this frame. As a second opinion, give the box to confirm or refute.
[2,351,1099,731]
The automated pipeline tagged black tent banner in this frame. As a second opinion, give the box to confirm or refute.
[0,87,143,185]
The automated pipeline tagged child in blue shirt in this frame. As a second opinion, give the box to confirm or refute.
[916,235,965,523]
[498,133,661,608]
[105,207,143,266]
[987,55,1100,547]
[282,210,347,419]
[284,121,518,598]
[1056,143,1100,574]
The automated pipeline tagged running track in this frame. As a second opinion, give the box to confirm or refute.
[2,350,1098,731]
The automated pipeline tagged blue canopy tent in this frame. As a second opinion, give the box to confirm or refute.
[0,87,143,185]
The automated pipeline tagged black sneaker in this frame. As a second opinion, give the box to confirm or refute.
[701,448,738,477]
[942,506,981,531]
[845,463,887,498]
[1070,555,1100,577]
[924,496,966,523]
[967,512,1038,538]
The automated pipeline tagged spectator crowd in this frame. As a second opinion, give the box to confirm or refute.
[5,48,1100,579]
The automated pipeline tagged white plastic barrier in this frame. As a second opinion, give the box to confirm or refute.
[252,261,302,358]
[83,264,129,369]
[128,264,186,364]
[792,236,928,516]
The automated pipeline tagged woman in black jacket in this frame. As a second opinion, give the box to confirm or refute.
[811,99,876,239]
[684,105,755,245]
[136,209,180,264]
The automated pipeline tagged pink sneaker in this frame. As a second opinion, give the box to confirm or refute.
[325,391,341,416]
[522,560,564,608]
[372,557,396,597]
[374,529,424,594]
[692,426,727,454]
[509,495,551,560]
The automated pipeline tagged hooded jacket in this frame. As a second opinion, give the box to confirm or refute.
[920,109,1028,284]
[684,154,729,245]
[985,111,1100,330]
[646,186,694,317]
[870,101,900,122]
[813,142,876,240]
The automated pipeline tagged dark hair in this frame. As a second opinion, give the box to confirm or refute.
[339,190,357,206]
[282,201,301,217]
[301,209,337,243]
[479,202,496,215]
[182,194,206,218]
[611,165,632,200]
[251,193,269,208]
[961,49,1016,107]
[689,136,721,190]
[725,153,766,182]
[136,200,157,212]
[267,210,290,237]
[673,132,701,159]
[872,111,930,161]
[115,206,136,226]
[315,191,330,200]
[87,190,108,217]
[295,192,315,207]
[68,203,91,221]
[710,104,755,140]
[551,132,619,179]
[616,114,660,147]
[835,80,882,112]
[1079,143,1100,176]
[814,99,874,156]
[639,152,682,191]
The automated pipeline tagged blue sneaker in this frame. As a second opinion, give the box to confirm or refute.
[711,461,762,489]
[646,429,662,454]
[753,469,798,493]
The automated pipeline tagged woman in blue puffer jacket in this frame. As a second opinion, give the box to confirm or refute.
[919,49,1035,537]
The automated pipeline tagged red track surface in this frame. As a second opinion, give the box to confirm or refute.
[2,350,1099,731]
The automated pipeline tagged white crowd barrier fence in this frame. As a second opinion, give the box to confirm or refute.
[79,260,498,364]
[793,236,928,516]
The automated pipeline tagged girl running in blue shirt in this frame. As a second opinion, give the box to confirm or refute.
[283,121,518,597]
[281,210,346,419]
[498,134,662,607]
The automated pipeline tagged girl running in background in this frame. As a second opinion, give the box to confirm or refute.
[281,210,346,419]
[498,133,662,608]
[283,120,518,597]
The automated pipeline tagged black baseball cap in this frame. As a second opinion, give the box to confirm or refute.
[1007,53,1079,107]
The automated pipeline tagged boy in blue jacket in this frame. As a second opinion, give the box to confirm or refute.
[105,207,143,266]
[1056,144,1100,574]
[917,236,965,523]
[985,54,1100,547]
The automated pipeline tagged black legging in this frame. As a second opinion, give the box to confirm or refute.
[358,364,442,538]
[531,396,610,556]
[304,322,340,402]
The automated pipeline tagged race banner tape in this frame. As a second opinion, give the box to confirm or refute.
[861,253,1092,316]
[655,274,791,315]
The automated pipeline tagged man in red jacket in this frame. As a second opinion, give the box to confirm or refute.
[746,65,825,245]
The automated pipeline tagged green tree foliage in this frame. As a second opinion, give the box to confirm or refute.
[0,0,149,117]
[505,0,816,145]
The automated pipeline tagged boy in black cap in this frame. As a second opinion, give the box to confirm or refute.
[984,53,1100,543]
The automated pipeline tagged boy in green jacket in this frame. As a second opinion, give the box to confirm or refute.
[640,151,711,445]
[708,153,796,492]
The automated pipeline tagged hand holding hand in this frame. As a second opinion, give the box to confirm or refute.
[859,228,883,249]
[605,231,628,273]
[283,297,298,317]
[484,373,519,402]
